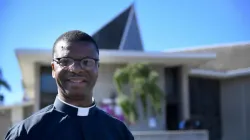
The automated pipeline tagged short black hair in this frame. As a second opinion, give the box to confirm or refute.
[52,30,99,57]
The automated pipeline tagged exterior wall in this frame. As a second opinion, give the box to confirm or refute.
[23,105,34,119]
[92,64,125,103]
[133,130,209,140]
[220,76,250,140]
[0,110,11,140]
[34,63,41,111]
[0,104,33,140]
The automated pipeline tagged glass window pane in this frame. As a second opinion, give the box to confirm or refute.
[40,73,57,94]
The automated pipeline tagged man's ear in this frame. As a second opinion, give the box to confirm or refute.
[51,62,55,78]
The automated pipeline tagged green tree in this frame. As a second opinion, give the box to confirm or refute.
[0,68,11,103]
[113,63,164,123]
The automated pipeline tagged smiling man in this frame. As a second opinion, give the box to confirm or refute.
[5,30,134,140]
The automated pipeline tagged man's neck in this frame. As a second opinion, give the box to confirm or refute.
[58,93,93,108]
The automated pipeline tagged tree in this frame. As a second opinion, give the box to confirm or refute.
[113,63,164,124]
[0,79,11,91]
[0,68,11,103]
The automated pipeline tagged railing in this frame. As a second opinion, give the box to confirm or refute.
[133,130,209,140]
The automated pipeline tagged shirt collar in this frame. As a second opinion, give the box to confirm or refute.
[54,96,96,116]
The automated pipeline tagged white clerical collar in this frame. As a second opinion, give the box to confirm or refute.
[57,97,95,116]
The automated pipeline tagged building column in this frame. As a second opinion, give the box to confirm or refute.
[11,106,23,125]
[34,63,41,112]
[179,66,190,120]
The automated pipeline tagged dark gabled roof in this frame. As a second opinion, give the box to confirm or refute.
[119,7,144,51]
[92,6,132,50]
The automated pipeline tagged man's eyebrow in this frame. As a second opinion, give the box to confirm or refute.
[60,45,67,50]
[55,56,98,59]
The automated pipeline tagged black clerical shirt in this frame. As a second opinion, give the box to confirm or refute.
[5,97,134,140]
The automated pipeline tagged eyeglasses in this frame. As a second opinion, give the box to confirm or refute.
[53,57,99,69]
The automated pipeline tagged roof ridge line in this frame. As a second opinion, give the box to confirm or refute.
[91,4,133,37]
[118,4,135,50]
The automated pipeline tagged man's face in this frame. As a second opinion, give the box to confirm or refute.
[51,40,99,100]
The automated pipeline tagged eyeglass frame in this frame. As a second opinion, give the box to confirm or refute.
[52,57,99,69]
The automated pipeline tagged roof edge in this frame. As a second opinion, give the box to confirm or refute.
[91,4,133,37]
[164,41,250,53]
[119,3,135,50]
[15,48,216,59]
[190,67,250,79]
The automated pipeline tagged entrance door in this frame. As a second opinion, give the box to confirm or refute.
[166,103,179,130]
[164,67,180,130]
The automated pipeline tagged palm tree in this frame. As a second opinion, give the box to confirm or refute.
[0,79,11,90]
[0,68,11,103]
[113,63,164,124]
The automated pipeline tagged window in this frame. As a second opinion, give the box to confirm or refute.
[39,66,57,108]
[40,73,57,94]
[40,66,57,94]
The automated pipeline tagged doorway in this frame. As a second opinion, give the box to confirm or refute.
[166,103,179,130]
[164,67,180,130]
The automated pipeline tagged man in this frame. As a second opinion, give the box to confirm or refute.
[5,30,134,140]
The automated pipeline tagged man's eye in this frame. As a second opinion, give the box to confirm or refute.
[59,59,71,65]
[81,59,95,66]
[82,60,89,65]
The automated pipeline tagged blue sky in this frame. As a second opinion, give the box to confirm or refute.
[0,0,250,104]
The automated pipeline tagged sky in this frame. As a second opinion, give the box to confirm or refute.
[0,0,250,104]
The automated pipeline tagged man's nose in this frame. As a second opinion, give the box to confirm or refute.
[69,61,83,73]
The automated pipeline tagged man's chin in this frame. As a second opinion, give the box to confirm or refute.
[65,90,88,98]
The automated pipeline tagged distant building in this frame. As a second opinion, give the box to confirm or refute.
[175,43,250,140]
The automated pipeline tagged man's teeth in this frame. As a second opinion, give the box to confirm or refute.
[70,80,83,83]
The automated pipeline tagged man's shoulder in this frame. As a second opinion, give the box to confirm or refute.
[4,105,54,140]
[96,107,125,125]
[96,107,134,139]
[22,104,54,127]
[96,109,133,131]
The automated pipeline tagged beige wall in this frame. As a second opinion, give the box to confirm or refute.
[220,76,250,140]
[0,104,34,140]
[133,130,208,140]
[0,110,11,140]
[23,105,34,119]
